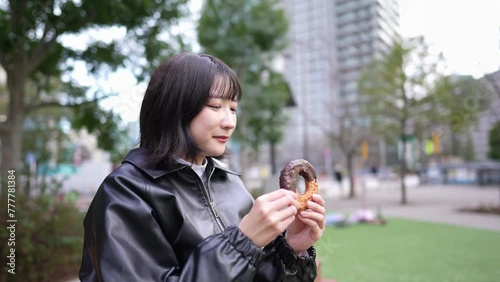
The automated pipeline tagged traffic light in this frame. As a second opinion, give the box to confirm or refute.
[361,141,368,160]
[432,132,440,154]
[425,140,434,155]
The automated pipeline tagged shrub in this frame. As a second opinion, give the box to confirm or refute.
[0,193,84,282]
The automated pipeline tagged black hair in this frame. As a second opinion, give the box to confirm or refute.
[139,53,242,167]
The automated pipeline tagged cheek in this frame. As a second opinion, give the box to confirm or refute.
[189,117,203,137]
[190,112,213,134]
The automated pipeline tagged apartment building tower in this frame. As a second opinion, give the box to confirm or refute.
[275,0,400,174]
[472,70,500,161]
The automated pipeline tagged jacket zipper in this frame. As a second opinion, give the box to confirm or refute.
[205,167,226,232]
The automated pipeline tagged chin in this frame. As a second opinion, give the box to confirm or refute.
[214,151,225,157]
[211,149,226,158]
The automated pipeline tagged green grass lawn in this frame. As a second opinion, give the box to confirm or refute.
[316,218,500,282]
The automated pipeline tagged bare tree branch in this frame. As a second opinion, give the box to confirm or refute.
[26,93,118,113]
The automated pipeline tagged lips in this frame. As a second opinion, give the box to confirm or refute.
[214,136,229,143]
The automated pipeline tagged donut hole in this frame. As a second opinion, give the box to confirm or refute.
[295,175,306,195]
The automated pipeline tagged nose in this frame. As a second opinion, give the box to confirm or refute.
[221,108,236,129]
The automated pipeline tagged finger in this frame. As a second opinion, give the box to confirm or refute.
[271,193,300,211]
[266,205,298,232]
[261,204,297,226]
[306,200,326,215]
[297,216,319,230]
[258,189,298,202]
[311,194,325,206]
[254,190,294,212]
[299,210,324,221]
[276,204,298,221]
[257,190,299,211]
[299,210,326,229]
[279,213,297,231]
[296,215,323,239]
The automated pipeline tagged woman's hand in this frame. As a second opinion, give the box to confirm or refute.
[285,194,326,254]
[239,189,300,247]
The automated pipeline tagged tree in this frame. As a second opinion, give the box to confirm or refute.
[0,0,189,194]
[488,122,500,160]
[198,0,290,177]
[243,69,290,174]
[325,101,369,198]
[485,71,500,121]
[21,79,130,196]
[358,37,442,204]
[463,133,475,161]
[428,75,492,157]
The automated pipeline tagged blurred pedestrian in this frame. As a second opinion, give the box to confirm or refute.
[334,164,343,184]
[79,53,325,281]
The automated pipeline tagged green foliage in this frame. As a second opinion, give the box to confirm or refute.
[18,74,128,191]
[198,0,290,152]
[240,69,290,150]
[358,37,443,203]
[417,69,492,160]
[358,37,438,137]
[198,0,288,69]
[463,133,475,161]
[23,109,72,191]
[71,98,129,163]
[0,193,85,282]
[429,75,492,134]
[0,0,189,78]
[0,0,190,193]
[488,122,500,160]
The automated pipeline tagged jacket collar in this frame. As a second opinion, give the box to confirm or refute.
[122,147,239,179]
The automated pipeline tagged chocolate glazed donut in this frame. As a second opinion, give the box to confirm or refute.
[279,159,319,211]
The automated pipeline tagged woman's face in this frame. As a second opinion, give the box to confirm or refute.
[188,97,238,164]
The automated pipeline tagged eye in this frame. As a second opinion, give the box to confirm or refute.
[207,105,221,110]
[230,101,238,113]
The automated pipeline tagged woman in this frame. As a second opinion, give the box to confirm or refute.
[79,53,326,281]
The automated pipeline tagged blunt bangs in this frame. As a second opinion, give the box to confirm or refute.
[209,73,242,102]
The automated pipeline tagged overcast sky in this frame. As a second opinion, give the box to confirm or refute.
[399,0,500,78]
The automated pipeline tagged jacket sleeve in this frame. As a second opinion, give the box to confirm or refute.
[79,174,264,282]
[254,232,318,282]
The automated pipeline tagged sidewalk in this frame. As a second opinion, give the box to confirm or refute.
[321,180,500,232]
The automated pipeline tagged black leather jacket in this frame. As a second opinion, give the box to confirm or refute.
[79,148,317,281]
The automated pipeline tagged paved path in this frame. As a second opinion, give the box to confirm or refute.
[321,180,500,231]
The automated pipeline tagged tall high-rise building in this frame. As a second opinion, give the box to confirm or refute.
[276,0,400,173]
[472,70,500,161]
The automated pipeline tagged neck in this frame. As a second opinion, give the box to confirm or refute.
[179,156,206,166]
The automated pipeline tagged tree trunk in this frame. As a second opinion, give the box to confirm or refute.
[270,142,276,175]
[450,130,459,156]
[400,80,408,205]
[239,143,249,187]
[347,152,355,198]
[400,130,407,205]
[1,70,26,195]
